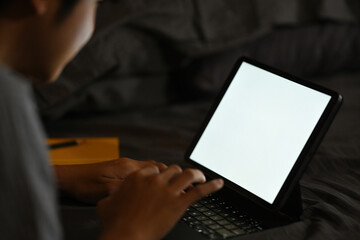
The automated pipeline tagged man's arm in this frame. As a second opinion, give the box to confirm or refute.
[54,158,167,203]
[0,73,63,240]
[97,165,224,240]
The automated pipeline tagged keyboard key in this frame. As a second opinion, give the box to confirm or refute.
[209,224,222,230]
[242,225,253,231]
[232,229,246,235]
[203,220,215,225]
[189,220,201,226]
[203,211,216,217]
[217,219,230,225]
[197,207,208,212]
[193,225,208,232]
[208,204,218,209]
[199,199,210,204]
[189,211,201,217]
[246,228,259,233]
[192,203,202,208]
[206,233,220,239]
[224,224,237,230]
[206,228,216,234]
[210,215,223,221]
[183,195,263,238]
[195,215,208,221]
[227,217,238,222]
[256,226,263,231]
[233,221,248,227]
[202,228,214,236]
[216,229,235,238]
[182,216,194,222]
[219,212,231,217]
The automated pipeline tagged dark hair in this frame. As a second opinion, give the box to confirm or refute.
[0,0,80,21]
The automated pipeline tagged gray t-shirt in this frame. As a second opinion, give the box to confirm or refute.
[0,64,62,239]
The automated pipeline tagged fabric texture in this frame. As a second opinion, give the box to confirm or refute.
[34,0,360,119]
[0,65,62,240]
[45,70,360,240]
[168,23,360,102]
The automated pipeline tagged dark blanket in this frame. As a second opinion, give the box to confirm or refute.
[39,1,360,239]
[46,70,360,240]
[35,0,360,119]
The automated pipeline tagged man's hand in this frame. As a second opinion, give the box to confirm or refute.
[97,165,224,240]
[54,158,167,203]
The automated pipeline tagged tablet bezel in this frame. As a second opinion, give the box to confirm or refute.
[185,56,343,211]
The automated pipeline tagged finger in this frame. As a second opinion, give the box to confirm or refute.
[170,169,206,192]
[137,164,160,177]
[156,162,168,172]
[158,164,183,182]
[143,160,157,166]
[184,179,224,204]
[143,160,168,171]
[107,181,123,195]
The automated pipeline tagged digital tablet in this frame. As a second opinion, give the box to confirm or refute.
[186,57,342,211]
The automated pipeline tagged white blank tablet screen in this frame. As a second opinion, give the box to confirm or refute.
[190,62,331,204]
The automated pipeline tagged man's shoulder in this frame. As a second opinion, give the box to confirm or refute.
[0,64,32,103]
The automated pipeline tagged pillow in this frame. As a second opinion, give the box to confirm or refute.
[167,23,360,102]
[35,0,360,119]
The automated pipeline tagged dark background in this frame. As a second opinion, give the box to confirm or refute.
[37,1,360,239]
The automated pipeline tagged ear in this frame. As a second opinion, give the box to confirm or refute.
[28,0,50,15]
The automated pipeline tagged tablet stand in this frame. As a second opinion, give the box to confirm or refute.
[278,184,303,221]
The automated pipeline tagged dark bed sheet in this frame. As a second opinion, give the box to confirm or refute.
[46,71,360,240]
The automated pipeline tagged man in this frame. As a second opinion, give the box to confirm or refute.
[0,0,224,239]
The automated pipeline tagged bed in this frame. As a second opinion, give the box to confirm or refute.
[37,1,360,239]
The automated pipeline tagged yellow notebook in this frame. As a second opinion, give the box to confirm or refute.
[48,137,119,165]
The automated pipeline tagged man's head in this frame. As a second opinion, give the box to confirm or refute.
[0,0,100,83]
